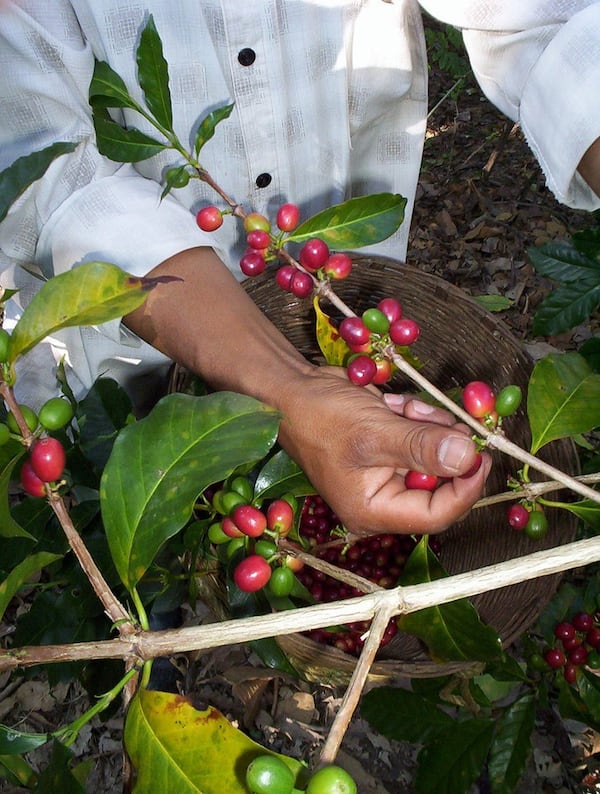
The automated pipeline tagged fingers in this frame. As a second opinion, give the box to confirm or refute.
[383,393,455,426]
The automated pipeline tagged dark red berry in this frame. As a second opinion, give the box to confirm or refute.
[573,611,594,632]
[564,663,578,684]
[347,355,377,386]
[246,229,270,250]
[275,264,296,291]
[544,647,566,669]
[568,645,588,666]
[507,503,530,530]
[339,317,371,347]
[389,318,420,346]
[404,470,439,491]
[239,251,266,277]
[377,297,402,325]
[290,271,314,298]
[299,238,329,271]
[30,437,66,483]
[587,626,600,649]
[554,621,576,642]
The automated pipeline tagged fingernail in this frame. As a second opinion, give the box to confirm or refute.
[383,393,407,410]
[438,435,472,473]
[410,400,436,417]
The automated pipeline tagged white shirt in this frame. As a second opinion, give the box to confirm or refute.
[1,0,599,408]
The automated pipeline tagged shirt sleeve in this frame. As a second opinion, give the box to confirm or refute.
[419,1,600,210]
[0,2,207,330]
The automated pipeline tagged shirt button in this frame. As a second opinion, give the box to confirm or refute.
[255,172,272,188]
[238,48,256,66]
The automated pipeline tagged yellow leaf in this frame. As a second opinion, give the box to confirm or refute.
[125,689,304,793]
[313,296,350,366]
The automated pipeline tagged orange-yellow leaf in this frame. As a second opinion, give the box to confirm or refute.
[313,297,350,366]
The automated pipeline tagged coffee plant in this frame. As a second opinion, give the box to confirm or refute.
[0,16,599,794]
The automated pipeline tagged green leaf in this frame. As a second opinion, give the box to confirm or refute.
[0,551,62,623]
[0,754,37,788]
[194,104,235,157]
[473,294,513,313]
[32,742,86,793]
[527,352,600,453]
[253,449,314,502]
[0,450,34,539]
[125,690,304,793]
[576,668,600,724]
[77,377,134,473]
[0,725,49,755]
[415,718,495,794]
[8,261,159,362]
[101,392,279,592]
[558,499,600,530]
[89,60,140,110]
[92,110,167,162]
[397,539,502,663]
[360,686,453,744]
[488,693,536,794]
[572,226,600,261]
[0,141,77,224]
[528,241,600,283]
[531,279,600,336]
[579,337,600,373]
[286,193,406,249]
[137,15,173,131]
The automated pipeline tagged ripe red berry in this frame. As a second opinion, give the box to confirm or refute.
[239,251,266,277]
[289,271,313,298]
[246,229,270,250]
[266,499,295,537]
[276,203,300,232]
[462,381,496,419]
[275,264,296,291]
[568,645,588,666]
[377,297,403,325]
[196,206,223,232]
[347,355,377,386]
[404,470,439,491]
[507,503,530,530]
[30,437,66,483]
[299,238,329,271]
[233,554,272,592]
[339,317,371,347]
[573,611,594,632]
[20,460,46,498]
[587,626,600,649]
[564,663,578,684]
[231,504,267,538]
[221,516,244,538]
[554,621,576,642]
[389,318,420,346]
[324,252,352,280]
[544,647,566,669]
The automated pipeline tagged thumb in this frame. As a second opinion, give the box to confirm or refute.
[390,419,479,478]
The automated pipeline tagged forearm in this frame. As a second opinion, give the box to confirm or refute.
[578,137,600,199]
[123,246,313,411]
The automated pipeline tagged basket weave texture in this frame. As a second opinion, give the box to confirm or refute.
[237,255,578,681]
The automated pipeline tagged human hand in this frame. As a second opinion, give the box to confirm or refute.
[276,368,491,536]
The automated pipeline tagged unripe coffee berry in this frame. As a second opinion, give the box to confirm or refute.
[362,308,390,335]
[243,213,271,233]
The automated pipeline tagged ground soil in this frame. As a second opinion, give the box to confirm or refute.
[2,33,600,794]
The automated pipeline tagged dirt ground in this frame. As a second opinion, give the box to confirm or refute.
[2,31,600,794]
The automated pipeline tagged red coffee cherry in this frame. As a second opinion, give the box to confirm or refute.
[544,647,566,669]
[240,251,266,277]
[347,355,377,386]
[196,206,223,231]
[462,381,496,419]
[299,238,329,272]
[389,318,420,346]
[377,297,403,324]
[275,264,296,291]
[405,470,439,491]
[507,503,530,530]
[339,317,371,347]
[30,437,66,483]
[20,460,46,498]
[233,555,272,592]
[246,229,271,250]
[289,271,314,298]
[231,504,267,538]
[276,203,300,232]
[324,252,352,280]
[266,499,295,537]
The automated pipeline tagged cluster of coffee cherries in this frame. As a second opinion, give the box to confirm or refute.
[1,397,73,499]
[208,477,302,596]
[246,755,356,794]
[295,495,438,656]
[540,610,600,684]
[460,380,549,538]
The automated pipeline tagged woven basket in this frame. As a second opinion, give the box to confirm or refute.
[237,255,579,682]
